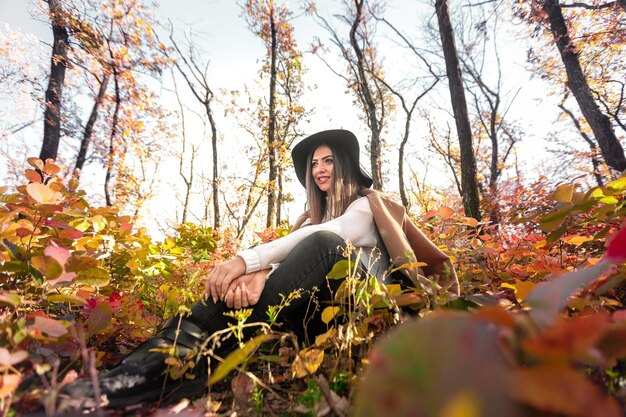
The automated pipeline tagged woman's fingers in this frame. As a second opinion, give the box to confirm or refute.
[233,286,242,310]
[216,257,246,299]
[240,282,249,308]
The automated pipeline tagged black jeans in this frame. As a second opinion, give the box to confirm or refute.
[185,230,352,355]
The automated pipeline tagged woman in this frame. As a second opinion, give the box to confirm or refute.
[64,129,458,407]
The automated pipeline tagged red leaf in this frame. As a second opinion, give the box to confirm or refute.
[605,225,626,262]
[59,227,83,240]
[511,366,621,417]
[15,228,32,238]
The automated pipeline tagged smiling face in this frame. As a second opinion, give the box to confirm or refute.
[311,144,334,193]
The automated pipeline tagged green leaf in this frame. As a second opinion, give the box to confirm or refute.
[0,291,21,308]
[47,293,86,305]
[326,260,353,279]
[546,225,567,244]
[525,261,609,329]
[539,208,572,232]
[87,302,112,335]
[75,267,110,287]
[31,255,63,280]
[209,333,271,384]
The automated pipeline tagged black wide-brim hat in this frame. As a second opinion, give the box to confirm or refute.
[291,129,373,188]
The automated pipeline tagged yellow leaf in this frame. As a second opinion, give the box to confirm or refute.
[321,306,341,324]
[552,184,574,203]
[440,390,480,417]
[502,280,536,303]
[292,348,324,378]
[606,177,626,192]
[562,235,592,246]
[90,215,107,232]
[314,327,337,347]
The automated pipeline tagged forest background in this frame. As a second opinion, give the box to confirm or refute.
[1,0,626,416]
[3,0,587,237]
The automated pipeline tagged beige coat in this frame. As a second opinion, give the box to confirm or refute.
[292,190,460,297]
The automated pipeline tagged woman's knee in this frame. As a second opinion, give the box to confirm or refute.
[300,230,345,250]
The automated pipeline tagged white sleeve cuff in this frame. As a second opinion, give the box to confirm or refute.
[236,249,261,273]
[266,263,280,280]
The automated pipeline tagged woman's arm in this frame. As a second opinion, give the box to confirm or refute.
[238,197,377,274]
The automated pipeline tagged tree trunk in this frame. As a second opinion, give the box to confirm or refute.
[104,70,120,207]
[350,0,383,190]
[559,104,604,187]
[277,169,283,225]
[435,0,482,221]
[74,73,110,179]
[207,100,220,230]
[542,0,626,172]
[399,117,410,209]
[40,0,69,161]
[266,3,278,228]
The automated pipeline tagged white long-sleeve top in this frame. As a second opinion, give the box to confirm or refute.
[237,197,381,274]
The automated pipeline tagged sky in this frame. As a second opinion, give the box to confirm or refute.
[0,0,565,238]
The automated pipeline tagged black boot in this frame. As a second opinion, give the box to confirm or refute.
[62,317,208,408]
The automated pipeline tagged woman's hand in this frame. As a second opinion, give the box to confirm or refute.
[224,269,269,309]
[205,256,247,303]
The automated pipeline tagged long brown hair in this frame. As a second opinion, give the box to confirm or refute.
[305,143,364,224]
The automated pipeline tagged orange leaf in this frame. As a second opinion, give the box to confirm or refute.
[522,314,609,363]
[43,159,61,175]
[458,216,478,227]
[438,205,455,219]
[27,157,44,170]
[511,366,621,417]
[25,169,42,183]
[119,222,132,236]
[473,305,516,328]
[596,321,626,366]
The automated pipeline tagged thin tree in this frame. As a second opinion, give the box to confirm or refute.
[73,72,109,178]
[558,101,604,187]
[245,0,307,227]
[457,4,520,225]
[168,30,221,230]
[541,0,626,172]
[435,0,482,220]
[40,0,69,161]
[312,0,391,190]
[172,69,199,223]
[372,15,441,209]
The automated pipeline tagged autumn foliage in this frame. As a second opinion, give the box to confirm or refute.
[0,158,624,416]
